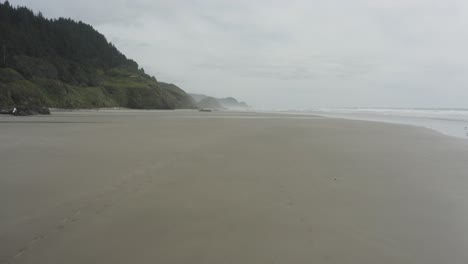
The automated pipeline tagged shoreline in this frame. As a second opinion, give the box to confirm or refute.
[255,109,468,140]
[3,108,467,142]
[273,109,468,140]
[3,107,467,141]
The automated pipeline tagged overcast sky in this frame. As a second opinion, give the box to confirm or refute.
[11,0,468,109]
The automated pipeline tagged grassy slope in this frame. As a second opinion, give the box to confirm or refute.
[0,66,196,109]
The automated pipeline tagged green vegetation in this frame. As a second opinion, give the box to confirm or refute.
[0,1,195,109]
[159,82,197,109]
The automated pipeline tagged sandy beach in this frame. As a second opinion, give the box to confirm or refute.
[1,110,468,264]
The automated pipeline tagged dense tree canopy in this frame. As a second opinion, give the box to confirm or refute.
[0,1,138,84]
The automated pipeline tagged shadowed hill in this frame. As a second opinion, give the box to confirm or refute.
[197,96,224,110]
[190,93,249,110]
[217,97,249,109]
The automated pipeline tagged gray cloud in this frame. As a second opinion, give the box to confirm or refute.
[11,0,468,108]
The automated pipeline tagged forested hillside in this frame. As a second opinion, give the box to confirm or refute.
[0,1,195,109]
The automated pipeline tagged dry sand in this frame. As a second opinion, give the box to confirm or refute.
[1,110,468,264]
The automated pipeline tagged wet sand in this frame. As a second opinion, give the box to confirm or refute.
[1,110,468,264]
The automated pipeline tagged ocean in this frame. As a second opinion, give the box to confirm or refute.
[302,108,468,139]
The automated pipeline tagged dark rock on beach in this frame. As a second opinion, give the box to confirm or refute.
[0,106,50,116]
